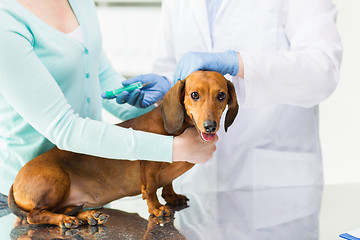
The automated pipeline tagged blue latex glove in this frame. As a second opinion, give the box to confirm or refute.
[116,74,171,108]
[173,50,239,83]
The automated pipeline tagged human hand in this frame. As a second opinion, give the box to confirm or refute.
[173,50,239,83]
[116,74,171,108]
[172,127,218,164]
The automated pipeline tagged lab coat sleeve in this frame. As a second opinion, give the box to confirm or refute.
[238,0,342,108]
[0,23,173,162]
[150,0,177,80]
[98,50,155,121]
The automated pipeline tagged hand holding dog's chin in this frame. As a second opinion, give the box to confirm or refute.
[172,127,218,164]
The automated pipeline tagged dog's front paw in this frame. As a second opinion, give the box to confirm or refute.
[78,210,109,226]
[151,205,173,218]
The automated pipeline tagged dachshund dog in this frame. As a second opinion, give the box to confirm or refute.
[8,71,238,228]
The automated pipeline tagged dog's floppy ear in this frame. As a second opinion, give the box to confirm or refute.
[161,80,185,134]
[225,80,239,132]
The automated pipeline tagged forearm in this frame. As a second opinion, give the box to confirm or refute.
[234,0,342,108]
[238,49,340,108]
[236,52,244,79]
[0,29,173,163]
[53,114,173,162]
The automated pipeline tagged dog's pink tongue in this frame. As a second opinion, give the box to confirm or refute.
[201,132,216,142]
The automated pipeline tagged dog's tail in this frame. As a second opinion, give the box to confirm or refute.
[7,185,28,220]
[0,192,11,217]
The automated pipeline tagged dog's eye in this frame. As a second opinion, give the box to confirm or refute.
[191,91,199,100]
[217,92,226,101]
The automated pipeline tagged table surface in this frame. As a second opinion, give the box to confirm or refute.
[0,183,359,240]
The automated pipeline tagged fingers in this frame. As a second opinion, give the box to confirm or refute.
[172,127,218,164]
[127,89,144,107]
[116,91,130,104]
[173,67,190,82]
[173,52,201,82]
[116,89,145,108]
[194,132,217,164]
[173,58,190,82]
[121,75,144,86]
[196,135,217,164]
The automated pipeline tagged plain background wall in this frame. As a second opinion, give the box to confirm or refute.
[97,0,360,185]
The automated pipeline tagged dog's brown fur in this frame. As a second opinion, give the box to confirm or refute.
[8,71,238,228]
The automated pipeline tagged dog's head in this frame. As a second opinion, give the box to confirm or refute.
[161,71,239,141]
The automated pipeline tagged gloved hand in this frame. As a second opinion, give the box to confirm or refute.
[116,74,171,108]
[173,50,239,83]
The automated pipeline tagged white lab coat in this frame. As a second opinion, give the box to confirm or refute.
[151,0,342,191]
[174,186,322,239]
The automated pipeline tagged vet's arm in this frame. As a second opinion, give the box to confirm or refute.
[237,0,342,108]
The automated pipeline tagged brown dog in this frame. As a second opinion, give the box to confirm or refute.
[8,71,238,228]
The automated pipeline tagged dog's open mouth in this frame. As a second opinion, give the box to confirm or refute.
[200,132,216,142]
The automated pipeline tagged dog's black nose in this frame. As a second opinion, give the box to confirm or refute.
[204,121,217,133]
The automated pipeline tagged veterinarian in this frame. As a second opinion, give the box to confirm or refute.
[0,0,217,197]
[120,0,343,191]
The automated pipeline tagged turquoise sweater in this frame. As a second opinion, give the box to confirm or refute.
[0,0,173,194]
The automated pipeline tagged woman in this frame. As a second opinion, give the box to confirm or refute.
[0,0,217,196]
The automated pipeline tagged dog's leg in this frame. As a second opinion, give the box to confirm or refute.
[27,208,82,228]
[60,205,109,226]
[140,162,173,217]
[162,182,189,208]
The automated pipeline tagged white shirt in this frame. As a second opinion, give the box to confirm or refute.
[67,25,84,43]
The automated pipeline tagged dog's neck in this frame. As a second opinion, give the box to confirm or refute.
[183,114,195,129]
[117,106,194,137]
[171,114,194,136]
